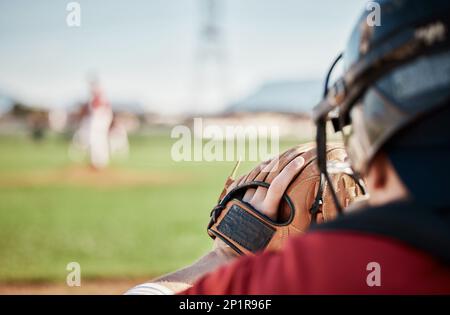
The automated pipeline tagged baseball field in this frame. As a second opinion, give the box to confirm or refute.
[0,134,300,293]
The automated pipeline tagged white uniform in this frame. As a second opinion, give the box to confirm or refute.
[88,88,112,169]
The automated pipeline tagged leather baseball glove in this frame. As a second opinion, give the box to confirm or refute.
[207,143,365,255]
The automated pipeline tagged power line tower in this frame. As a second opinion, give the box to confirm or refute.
[191,0,228,114]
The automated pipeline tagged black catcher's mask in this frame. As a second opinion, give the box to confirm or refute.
[313,0,450,212]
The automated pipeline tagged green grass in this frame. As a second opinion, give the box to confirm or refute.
[0,133,301,282]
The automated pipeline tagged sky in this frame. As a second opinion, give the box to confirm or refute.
[0,0,367,114]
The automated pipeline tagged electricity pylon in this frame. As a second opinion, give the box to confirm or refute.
[191,0,228,114]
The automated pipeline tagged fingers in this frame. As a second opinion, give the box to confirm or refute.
[263,156,305,217]
[243,188,256,202]
[267,156,305,201]
[250,185,268,205]
[264,148,302,183]
[242,159,269,201]
[234,152,305,221]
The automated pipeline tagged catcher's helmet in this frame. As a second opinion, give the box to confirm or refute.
[313,0,450,210]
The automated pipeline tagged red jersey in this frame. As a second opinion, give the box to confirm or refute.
[182,202,450,294]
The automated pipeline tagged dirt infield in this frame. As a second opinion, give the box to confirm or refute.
[0,278,148,295]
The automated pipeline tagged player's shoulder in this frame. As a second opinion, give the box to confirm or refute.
[294,200,450,266]
[288,228,429,264]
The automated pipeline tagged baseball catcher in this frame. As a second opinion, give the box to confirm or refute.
[127,0,450,294]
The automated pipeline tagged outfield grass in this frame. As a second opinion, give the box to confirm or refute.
[0,133,301,282]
